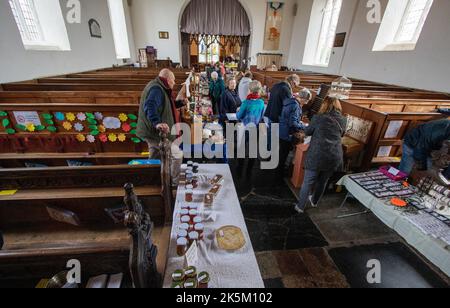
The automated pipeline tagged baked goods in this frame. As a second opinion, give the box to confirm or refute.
[216,226,246,251]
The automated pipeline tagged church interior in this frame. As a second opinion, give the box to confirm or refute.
[0,0,449,289]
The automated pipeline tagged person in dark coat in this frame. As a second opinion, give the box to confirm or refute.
[278,89,312,175]
[219,78,241,124]
[265,74,300,123]
[209,71,225,115]
[295,97,347,214]
[399,119,450,175]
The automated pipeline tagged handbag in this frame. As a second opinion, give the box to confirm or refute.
[291,130,306,146]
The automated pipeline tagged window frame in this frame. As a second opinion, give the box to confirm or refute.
[9,0,45,46]
[372,0,434,52]
[107,0,131,60]
[302,0,343,67]
[393,0,434,44]
[313,0,342,66]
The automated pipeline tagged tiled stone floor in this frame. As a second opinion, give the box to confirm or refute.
[228,160,450,288]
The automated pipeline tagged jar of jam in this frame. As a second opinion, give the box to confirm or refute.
[194,223,205,240]
[186,171,193,185]
[188,231,199,246]
[193,216,202,225]
[172,269,185,282]
[181,215,191,225]
[180,209,189,217]
[192,176,199,189]
[185,266,197,278]
[179,223,189,232]
[198,272,210,288]
[177,229,188,239]
[189,209,198,220]
[185,187,194,203]
[184,278,197,289]
[176,237,188,256]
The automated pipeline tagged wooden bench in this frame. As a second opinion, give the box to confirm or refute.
[0,159,172,288]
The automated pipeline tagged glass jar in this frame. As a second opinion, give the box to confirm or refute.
[172,269,185,282]
[185,266,197,278]
[189,209,198,220]
[179,223,190,232]
[177,229,188,239]
[198,271,210,288]
[188,231,199,246]
[185,187,194,203]
[184,278,198,289]
[181,215,191,225]
[176,237,188,256]
[193,216,202,225]
[194,223,205,240]
[180,209,189,217]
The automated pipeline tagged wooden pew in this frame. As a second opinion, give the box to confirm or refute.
[341,100,447,169]
[0,152,172,288]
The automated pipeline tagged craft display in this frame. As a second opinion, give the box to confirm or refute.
[350,170,450,246]
[350,171,414,199]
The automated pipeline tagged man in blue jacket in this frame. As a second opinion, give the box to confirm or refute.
[399,119,450,175]
[265,74,301,123]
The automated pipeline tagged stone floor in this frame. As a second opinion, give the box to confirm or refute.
[228,159,450,288]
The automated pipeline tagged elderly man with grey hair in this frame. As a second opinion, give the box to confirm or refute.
[209,71,225,115]
[136,68,187,186]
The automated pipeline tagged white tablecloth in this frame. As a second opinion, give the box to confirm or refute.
[338,175,450,278]
[163,164,264,288]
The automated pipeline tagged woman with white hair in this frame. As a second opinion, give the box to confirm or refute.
[209,71,225,115]
[236,80,266,176]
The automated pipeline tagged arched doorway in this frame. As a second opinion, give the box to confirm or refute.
[179,0,251,70]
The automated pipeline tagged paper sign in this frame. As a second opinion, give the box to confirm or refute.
[377,146,392,157]
[385,121,403,139]
[388,167,400,176]
[184,240,198,267]
[0,190,18,196]
[13,111,41,126]
[226,113,238,121]
[345,115,374,144]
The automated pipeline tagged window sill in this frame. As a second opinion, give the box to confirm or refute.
[24,44,71,52]
[301,63,330,68]
[372,43,417,52]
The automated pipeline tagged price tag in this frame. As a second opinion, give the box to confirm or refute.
[184,241,198,267]
[388,167,400,176]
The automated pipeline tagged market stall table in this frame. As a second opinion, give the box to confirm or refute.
[163,164,264,288]
[338,174,450,277]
